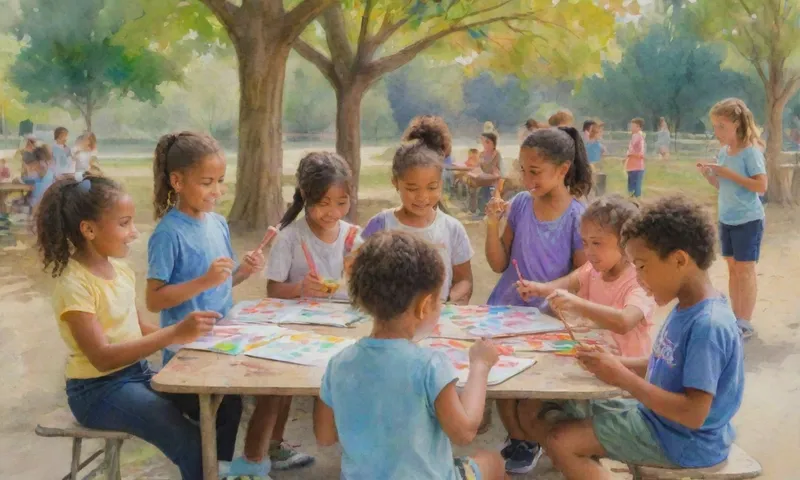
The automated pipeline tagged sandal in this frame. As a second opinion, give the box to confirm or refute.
[737,319,755,339]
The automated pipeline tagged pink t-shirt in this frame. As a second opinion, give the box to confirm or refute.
[577,262,654,357]
[625,132,645,172]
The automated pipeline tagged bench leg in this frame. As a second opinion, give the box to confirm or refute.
[70,438,82,480]
[199,394,223,480]
[104,439,122,480]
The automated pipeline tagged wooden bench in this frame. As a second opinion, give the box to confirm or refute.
[627,444,761,479]
[35,408,132,480]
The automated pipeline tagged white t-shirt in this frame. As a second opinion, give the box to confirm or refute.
[266,217,361,301]
[362,209,474,301]
[74,150,95,176]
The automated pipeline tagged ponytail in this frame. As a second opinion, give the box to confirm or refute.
[559,126,593,198]
[280,152,353,230]
[710,98,764,149]
[521,127,593,198]
[279,188,305,230]
[153,133,176,219]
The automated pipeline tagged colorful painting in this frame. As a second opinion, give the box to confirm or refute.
[245,332,356,366]
[420,338,536,387]
[434,304,565,339]
[226,299,367,327]
[183,325,292,355]
[495,331,607,356]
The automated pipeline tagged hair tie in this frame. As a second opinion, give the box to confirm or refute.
[77,177,91,192]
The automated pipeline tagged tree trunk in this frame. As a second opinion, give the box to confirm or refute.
[227,37,292,231]
[335,84,367,223]
[764,96,792,204]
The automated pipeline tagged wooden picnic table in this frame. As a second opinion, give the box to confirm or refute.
[0,182,32,214]
[152,321,621,480]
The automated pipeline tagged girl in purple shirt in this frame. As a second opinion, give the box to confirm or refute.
[484,126,593,474]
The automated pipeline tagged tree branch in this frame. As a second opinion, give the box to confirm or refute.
[458,0,515,20]
[779,74,800,104]
[357,0,375,50]
[321,5,354,66]
[293,38,339,88]
[198,0,239,33]
[372,18,408,47]
[282,0,337,41]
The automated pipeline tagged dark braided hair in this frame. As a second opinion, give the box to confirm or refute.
[153,131,222,219]
[349,231,445,322]
[35,175,124,277]
[521,127,593,198]
[278,152,353,230]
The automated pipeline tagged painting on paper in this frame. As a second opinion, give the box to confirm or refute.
[434,304,565,339]
[495,331,607,356]
[246,332,356,367]
[183,325,291,355]
[419,338,536,387]
[226,299,367,327]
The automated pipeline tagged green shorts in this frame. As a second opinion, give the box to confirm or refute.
[554,398,675,467]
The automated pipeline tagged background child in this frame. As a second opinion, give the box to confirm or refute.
[362,115,474,305]
[314,231,506,480]
[656,117,671,161]
[74,132,98,180]
[625,118,646,198]
[517,195,655,357]
[0,158,10,182]
[38,176,242,480]
[484,126,591,474]
[581,120,596,143]
[586,121,606,168]
[516,195,743,477]
[51,126,74,176]
[548,109,574,127]
[23,145,56,207]
[468,132,505,216]
[698,98,767,339]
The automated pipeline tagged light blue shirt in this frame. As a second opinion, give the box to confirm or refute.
[717,146,766,225]
[641,296,743,468]
[586,140,603,164]
[25,168,55,206]
[320,338,460,480]
[51,143,72,175]
[147,209,237,363]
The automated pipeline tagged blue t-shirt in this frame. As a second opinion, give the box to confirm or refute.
[717,146,766,225]
[641,296,743,468]
[320,338,460,480]
[147,209,237,362]
[26,168,55,206]
[586,140,603,164]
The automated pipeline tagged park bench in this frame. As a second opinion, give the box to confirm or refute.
[35,407,131,480]
[622,444,761,479]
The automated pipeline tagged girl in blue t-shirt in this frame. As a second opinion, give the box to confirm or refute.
[146,131,311,478]
[697,98,768,339]
[315,231,505,480]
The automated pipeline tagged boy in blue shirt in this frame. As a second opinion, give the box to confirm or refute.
[517,195,744,478]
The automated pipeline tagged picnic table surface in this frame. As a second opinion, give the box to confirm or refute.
[0,182,32,192]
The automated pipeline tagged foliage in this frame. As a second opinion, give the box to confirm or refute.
[360,80,398,141]
[283,58,336,135]
[462,73,529,131]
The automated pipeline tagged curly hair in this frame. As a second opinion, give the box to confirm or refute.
[279,151,353,230]
[521,127,593,198]
[35,175,124,277]
[153,131,222,219]
[582,194,639,240]
[621,195,716,270]
[394,115,452,179]
[349,231,445,322]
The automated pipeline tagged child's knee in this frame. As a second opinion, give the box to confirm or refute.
[545,424,572,458]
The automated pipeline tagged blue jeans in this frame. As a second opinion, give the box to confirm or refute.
[627,170,644,197]
[66,361,242,480]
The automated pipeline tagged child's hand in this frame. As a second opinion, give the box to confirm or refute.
[173,311,220,344]
[701,163,734,180]
[575,347,629,387]
[516,280,546,301]
[301,272,330,298]
[469,339,499,369]
[343,254,355,278]
[204,257,236,287]
[485,197,508,224]
[546,289,583,314]
[240,250,265,276]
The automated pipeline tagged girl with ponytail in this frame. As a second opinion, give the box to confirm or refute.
[361,115,475,305]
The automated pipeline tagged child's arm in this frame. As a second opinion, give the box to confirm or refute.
[517,270,580,301]
[620,356,649,378]
[484,198,513,273]
[448,261,473,305]
[449,224,475,304]
[65,309,218,373]
[435,340,498,446]
[146,257,234,312]
[552,296,645,335]
[313,398,338,446]
[231,250,265,287]
[708,166,767,194]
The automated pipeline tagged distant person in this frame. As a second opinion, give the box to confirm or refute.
[625,118,646,198]
[468,132,504,216]
[52,126,74,176]
[657,117,671,161]
[586,121,606,168]
[548,110,574,127]
[582,119,596,143]
[520,118,543,143]
[74,132,99,179]
[13,135,37,177]
[0,158,10,182]
[23,145,56,207]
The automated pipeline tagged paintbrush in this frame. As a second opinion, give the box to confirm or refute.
[512,259,524,282]
[301,240,320,277]
[551,303,583,347]
[256,226,279,252]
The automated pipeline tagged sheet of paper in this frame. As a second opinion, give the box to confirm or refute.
[435,304,565,339]
[226,299,367,327]
[495,331,606,355]
[183,325,292,355]
[420,338,536,387]
[245,332,356,367]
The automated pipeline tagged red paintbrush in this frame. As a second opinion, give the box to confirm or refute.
[512,259,524,282]
[301,240,319,277]
[256,226,279,251]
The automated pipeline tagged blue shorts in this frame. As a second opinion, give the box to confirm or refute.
[719,220,764,262]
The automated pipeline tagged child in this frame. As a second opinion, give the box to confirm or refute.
[548,109,574,127]
[38,176,242,480]
[468,132,505,216]
[52,126,74,176]
[0,158,10,182]
[625,118,646,198]
[145,132,310,478]
[516,195,655,357]
[516,195,743,478]
[314,231,507,480]
[656,117,671,161]
[698,98,767,339]
[362,115,474,305]
[23,145,56,207]
[484,126,592,474]
[585,121,606,168]
[581,120,596,143]
[74,132,98,180]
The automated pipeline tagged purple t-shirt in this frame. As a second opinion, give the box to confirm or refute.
[487,192,584,308]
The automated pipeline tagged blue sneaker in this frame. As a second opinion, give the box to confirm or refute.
[503,439,543,474]
[269,442,314,470]
[219,456,271,479]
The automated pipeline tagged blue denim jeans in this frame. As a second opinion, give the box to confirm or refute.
[627,170,644,197]
[66,361,242,480]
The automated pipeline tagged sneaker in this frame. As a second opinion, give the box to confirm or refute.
[219,456,271,479]
[500,437,516,460]
[269,442,314,471]
[504,440,543,475]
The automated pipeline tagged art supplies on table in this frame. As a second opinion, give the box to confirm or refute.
[226,298,367,327]
[434,304,565,339]
[246,331,355,367]
[184,325,292,355]
[495,331,606,356]
[420,338,536,387]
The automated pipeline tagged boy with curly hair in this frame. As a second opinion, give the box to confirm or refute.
[516,195,744,478]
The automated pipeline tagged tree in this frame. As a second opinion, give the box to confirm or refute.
[462,73,529,131]
[690,0,800,203]
[9,0,179,131]
[294,0,634,220]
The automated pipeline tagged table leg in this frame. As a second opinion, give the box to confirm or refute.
[199,394,224,480]
[0,192,8,215]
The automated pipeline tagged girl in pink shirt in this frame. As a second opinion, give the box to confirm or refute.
[517,195,655,356]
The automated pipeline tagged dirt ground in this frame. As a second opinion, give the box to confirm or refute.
[2,156,799,479]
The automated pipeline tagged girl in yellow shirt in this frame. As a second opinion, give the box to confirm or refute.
[37,175,242,480]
